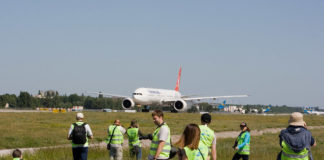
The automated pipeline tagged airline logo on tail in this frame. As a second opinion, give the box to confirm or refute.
[174,67,182,91]
[218,100,226,109]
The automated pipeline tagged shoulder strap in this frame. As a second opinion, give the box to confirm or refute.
[198,148,205,160]
[108,126,118,144]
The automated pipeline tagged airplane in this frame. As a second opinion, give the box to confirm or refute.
[218,100,227,109]
[262,105,272,113]
[92,67,248,112]
[303,107,324,115]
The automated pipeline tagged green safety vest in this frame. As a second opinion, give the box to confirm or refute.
[13,158,21,160]
[106,125,124,144]
[71,121,89,147]
[149,123,171,159]
[281,141,309,160]
[236,132,250,155]
[127,127,141,148]
[199,125,215,148]
[184,142,209,160]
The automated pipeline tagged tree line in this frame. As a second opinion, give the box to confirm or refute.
[0,91,123,110]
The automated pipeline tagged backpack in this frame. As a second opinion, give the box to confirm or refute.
[71,123,87,144]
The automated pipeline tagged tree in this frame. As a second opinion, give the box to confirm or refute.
[17,92,34,108]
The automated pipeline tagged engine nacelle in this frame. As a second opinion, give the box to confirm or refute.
[122,98,135,109]
[173,100,188,112]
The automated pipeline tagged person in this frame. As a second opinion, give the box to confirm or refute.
[277,112,316,160]
[232,122,250,160]
[148,110,171,160]
[68,113,94,160]
[199,113,217,160]
[12,149,23,160]
[126,119,147,160]
[106,119,126,160]
[176,124,209,160]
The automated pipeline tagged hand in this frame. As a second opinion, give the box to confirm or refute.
[148,134,153,140]
[235,147,239,150]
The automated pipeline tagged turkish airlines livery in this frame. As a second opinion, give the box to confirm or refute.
[97,67,248,112]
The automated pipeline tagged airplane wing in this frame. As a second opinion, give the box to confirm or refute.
[87,92,129,98]
[182,95,249,101]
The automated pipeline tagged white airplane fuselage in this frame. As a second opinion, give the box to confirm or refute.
[132,88,182,105]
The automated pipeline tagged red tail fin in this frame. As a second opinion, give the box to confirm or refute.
[174,67,182,91]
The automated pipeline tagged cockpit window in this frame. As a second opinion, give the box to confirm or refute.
[132,93,142,95]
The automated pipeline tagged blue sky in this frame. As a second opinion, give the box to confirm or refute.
[1,1,323,108]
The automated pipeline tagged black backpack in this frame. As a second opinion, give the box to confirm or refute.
[71,123,87,144]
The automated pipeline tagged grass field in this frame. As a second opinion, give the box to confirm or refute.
[1,111,324,149]
[1,128,323,160]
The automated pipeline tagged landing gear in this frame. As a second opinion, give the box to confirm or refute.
[142,105,150,112]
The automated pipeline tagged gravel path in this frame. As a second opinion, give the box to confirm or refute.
[1,126,324,157]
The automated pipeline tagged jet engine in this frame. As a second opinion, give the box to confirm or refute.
[173,100,188,112]
[122,98,135,109]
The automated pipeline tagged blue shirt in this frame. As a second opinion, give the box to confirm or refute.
[238,132,250,149]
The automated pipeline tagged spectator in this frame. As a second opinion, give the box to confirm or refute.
[232,122,250,160]
[68,113,93,160]
[199,113,217,160]
[12,149,22,160]
[277,112,316,160]
[176,123,208,160]
[106,119,126,160]
[148,110,171,160]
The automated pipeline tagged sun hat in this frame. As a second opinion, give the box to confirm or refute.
[76,112,84,119]
[288,112,305,126]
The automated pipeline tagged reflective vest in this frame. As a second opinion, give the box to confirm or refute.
[281,141,308,160]
[71,121,89,147]
[199,125,215,148]
[106,125,124,144]
[236,132,250,155]
[127,127,141,148]
[184,142,209,160]
[13,158,21,160]
[149,123,171,159]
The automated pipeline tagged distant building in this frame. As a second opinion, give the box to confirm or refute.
[35,90,58,98]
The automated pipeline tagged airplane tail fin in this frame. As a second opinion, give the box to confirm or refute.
[174,67,182,91]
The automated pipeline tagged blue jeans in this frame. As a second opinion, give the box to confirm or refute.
[72,147,88,160]
[130,146,142,160]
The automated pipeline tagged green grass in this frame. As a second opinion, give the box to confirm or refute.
[1,128,323,160]
[1,112,324,149]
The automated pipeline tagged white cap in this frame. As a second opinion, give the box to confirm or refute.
[76,113,84,119]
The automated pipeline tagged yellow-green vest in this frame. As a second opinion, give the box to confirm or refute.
[127,127,141,148]
[281,141,308,160]
[149,123,171,158]
[106,125,124,144]
[13,158,21,160]
[71,121,89,147]
[184,142,209,160]
[199,125,215,148]
[237,132,250,155]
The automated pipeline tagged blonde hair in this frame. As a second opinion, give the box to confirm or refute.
[175,124,201,150]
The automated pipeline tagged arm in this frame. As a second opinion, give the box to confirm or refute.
[67,124,73,140]
[211,135,217,160]
[311,137,316,147]
[86,124,94,139]
[154,141,165,159]
[237,133,250,149]
[211,143,217,160]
